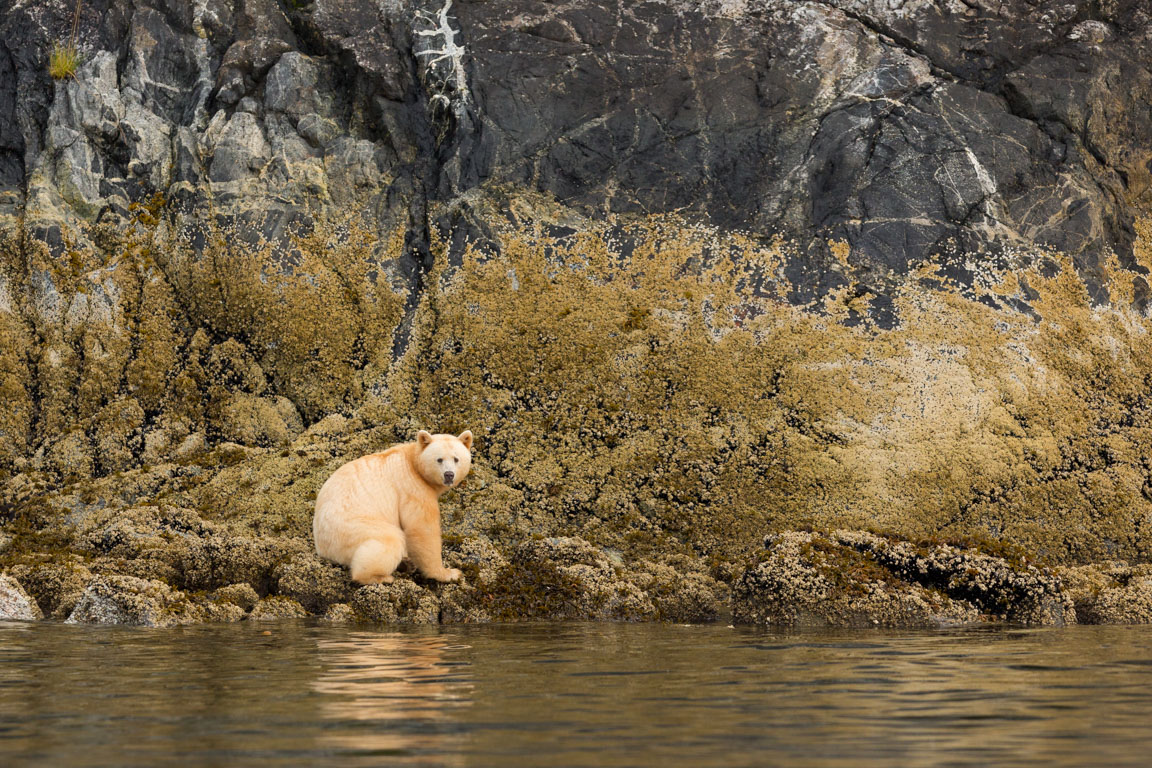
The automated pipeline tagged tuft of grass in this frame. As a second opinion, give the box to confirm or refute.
[48,43,80,80]
[49,0,83,80]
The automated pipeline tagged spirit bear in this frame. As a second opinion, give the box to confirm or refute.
[313,430,473,584]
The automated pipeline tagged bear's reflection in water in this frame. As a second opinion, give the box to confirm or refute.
[313,632,472,763]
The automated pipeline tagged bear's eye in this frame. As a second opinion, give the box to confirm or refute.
[437,458,443,464]
[453,457,459,464]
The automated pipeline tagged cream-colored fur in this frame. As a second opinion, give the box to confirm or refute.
[313,430,473,584]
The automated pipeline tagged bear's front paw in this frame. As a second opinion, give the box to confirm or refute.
[437,568,463,583]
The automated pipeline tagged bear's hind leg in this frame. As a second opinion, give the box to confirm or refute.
[349,530,406,585]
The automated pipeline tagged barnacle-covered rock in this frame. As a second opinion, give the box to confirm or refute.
[1060,563,1152,624]
[733,531,982,629]
[629,557,726,623]
[248,596,308,621]
[833,530,1073,625]
[66,575,201,627]
[210,582,260,612]
[0,574,42,621]
[177,535,306,593]
[733,530,1073,628]
[351,581,441,624]
[8,559,94,619]
[273,552,353,613]
[321,603,356,623]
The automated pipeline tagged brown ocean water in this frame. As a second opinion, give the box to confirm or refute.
[1,620,1151,767]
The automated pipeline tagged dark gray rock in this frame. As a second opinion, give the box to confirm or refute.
[1,0,1147,300]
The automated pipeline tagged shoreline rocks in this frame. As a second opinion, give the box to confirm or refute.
[65,575,195,627]
[1,519,727,626]
[0,574,43,622]
[732,530,1077,628]
[6,517,1152,628]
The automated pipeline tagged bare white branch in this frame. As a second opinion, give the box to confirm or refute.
[413,0,469,120]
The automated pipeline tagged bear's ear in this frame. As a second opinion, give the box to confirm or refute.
[458,430,473,450]
[416,430,433,448]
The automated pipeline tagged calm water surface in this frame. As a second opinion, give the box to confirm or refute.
[2,620,1151,767]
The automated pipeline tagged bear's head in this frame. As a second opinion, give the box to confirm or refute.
[414,430,473,490]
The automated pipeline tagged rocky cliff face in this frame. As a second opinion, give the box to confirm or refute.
[5,1,1151,293]
[3,0,1152,624]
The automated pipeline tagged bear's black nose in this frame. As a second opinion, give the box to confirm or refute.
[443,471,455,485]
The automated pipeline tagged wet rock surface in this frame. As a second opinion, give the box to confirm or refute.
[352,581,442,625]
[65,575,195,628]
[0,574,42,621]
[1,492,726,624]
[7,508,1152,627]
[733,530,1073,628]
[1059,562,1152,625]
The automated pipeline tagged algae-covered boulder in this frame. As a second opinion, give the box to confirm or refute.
[351,581,441,624]
[833,530,1073,625]
[248,596,309,621]
[733,530,1073,628]
[195,599,248,623]
[439,535,725,623]
[66,575,199,627]
[210,583,260,612]
[444,535,509,583]
[439,536,642,622]
[273,552,353,613]
[508,537,652,621]
[8,559,94,619]
[177,534,306,593]
[733,531,982,629]
[1080,577,1152,624]
[191,583,258,622]
[215,393,304,447]
[0,574,42,621]
[1060,563,1152,624]
[628,558,727,623]
[321,603,356,623]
